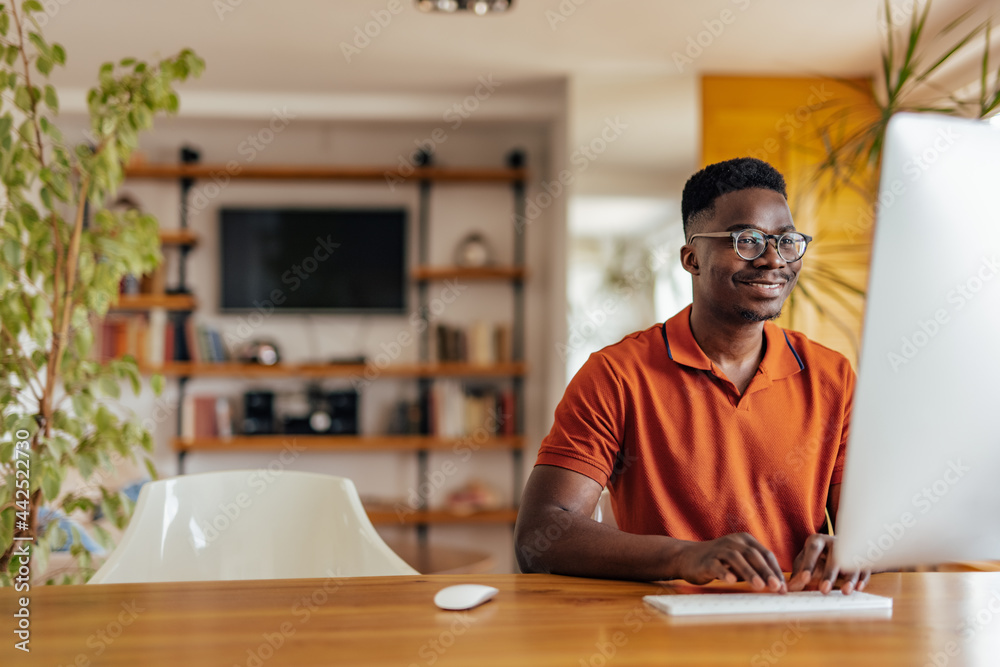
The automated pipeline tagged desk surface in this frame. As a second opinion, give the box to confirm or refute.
[3,572,1000,666]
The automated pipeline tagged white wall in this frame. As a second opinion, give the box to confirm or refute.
[59,89,568,573]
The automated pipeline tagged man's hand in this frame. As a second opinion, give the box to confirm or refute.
[788,534,871,594]
[676,532,787,592]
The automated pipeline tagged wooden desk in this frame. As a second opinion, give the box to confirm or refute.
[3,573,1000,666]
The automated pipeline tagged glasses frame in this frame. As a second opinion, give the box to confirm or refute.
[686,229,813,262]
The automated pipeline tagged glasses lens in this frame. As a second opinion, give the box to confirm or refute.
[777,233,808,261]
[734,229,766,260]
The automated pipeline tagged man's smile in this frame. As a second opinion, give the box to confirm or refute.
[734,272,792,298]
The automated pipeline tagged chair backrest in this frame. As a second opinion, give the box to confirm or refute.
[88,470,417,584]
[592,488,618,529]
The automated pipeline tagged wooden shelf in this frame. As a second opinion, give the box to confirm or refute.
[146,361,526,378]
[173,434,524,453]
[365,506,519,526]
[383,538,495,575]
[412,266,527,282]
[158,229,198,246]
[126,163,526,183]
[111,294,196,311]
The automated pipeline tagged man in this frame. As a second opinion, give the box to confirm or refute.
[514,157,868,594]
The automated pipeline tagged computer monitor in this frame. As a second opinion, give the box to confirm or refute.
[833,113,1000,571]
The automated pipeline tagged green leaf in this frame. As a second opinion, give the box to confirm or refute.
[22,0,43,12]
[98,61,113,85]
[50,435,74,460]
[0,508,14,546]
[2,239,20,268]
[75,452,95,480]
[140,430,154,454]
[27,31,46,53]
[126,366,141,395]
[40,463,63,502]
[99,375,120,399]
[52,43,65,65]
[95,405,114,431]
[13,85,31,112]
[92,523,113,550]
[4,45,17,66]
[151,373,164,396]
[0,12,9,36]
[43,83,57,111]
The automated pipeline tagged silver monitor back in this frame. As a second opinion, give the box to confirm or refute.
[833,112,1000,571]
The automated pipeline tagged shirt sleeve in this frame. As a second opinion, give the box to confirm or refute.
[535,352,626,487]
[829,362,856,485]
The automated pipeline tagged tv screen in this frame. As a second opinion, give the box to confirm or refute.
[220,207,407,313]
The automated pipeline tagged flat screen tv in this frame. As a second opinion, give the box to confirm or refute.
[220,207,407,313]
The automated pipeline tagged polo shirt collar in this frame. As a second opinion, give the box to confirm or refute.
[661,305,804,380]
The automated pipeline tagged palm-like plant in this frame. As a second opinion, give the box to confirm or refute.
[784,0,998,358]
[822,0,997,191]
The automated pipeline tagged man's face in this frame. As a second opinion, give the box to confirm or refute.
[681,188,801,323]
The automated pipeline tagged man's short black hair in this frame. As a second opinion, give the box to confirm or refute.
[681,157,788,238]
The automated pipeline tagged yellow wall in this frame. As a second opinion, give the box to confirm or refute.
[701,75,880,365]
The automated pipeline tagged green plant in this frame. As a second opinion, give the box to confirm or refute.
[785,0,998,357]
[817,0,998,196]
[0,0,203,584]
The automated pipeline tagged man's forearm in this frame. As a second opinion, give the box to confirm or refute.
[514,506,690,581]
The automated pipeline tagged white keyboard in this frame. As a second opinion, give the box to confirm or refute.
[643,591,892,616]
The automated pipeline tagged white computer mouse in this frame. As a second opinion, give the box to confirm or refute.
[433,584,499,611]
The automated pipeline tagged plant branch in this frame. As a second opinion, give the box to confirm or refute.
[42,172,91,439]
[10,2,67,393]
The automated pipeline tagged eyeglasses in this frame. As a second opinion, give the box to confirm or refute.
[686,229,813,262]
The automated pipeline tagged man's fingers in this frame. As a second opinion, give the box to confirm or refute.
[789,536,827,591]
[736,534,786,590]
[717,550,768,590]
[858,569,872,591]
[741,546,786,592]
[787,569,812,591]
[757,543,787,591]
[712,562,737,584]
[819,546,840,594]
[839,568,860,595]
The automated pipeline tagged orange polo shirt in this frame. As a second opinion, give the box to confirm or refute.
[536,305,854,570]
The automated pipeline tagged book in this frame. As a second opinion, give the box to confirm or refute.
[181,395,219,439]
[147,308,167,366]
[185,318,201,363]
[215,397,233,438]
[434,322,509,364]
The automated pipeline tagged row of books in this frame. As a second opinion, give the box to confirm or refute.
[97,317,515,369]
[96,311,230,365]
[434,322,511,365]
[181,395,234,439]
[423,381,516,439]
[96,315,150,363]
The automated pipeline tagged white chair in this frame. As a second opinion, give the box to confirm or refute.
[89,470,417,584]
[592,488,618,529]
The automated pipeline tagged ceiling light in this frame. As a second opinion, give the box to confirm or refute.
[416,0,513,14]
